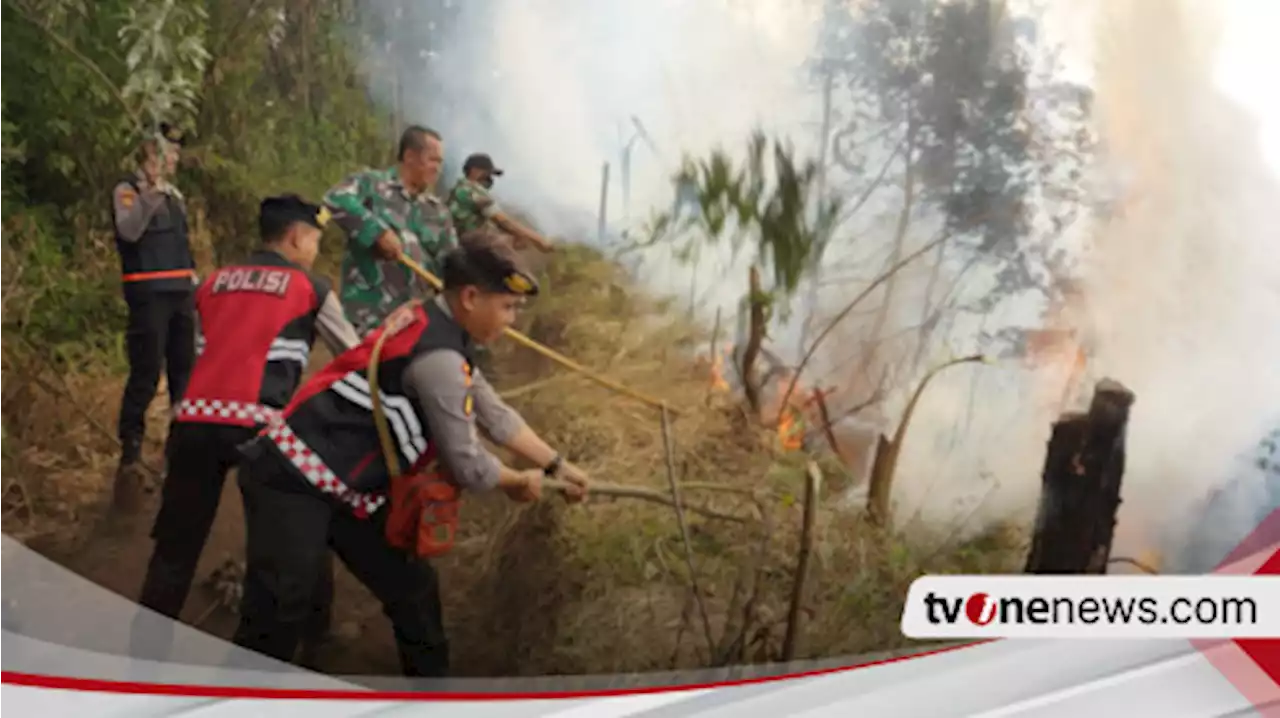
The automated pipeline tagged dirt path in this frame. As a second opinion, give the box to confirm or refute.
[9,348,417,676]
[30,463,404,677]
[25,453,536,678]
[10,338,569,679]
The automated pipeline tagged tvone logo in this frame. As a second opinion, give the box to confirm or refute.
[964,592,998,626]
[921,590,1005,626]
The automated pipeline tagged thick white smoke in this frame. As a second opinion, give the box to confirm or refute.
[387,0,1056,533]
[1081,0,1280,568]
[398,0,823,320]
[359,0,1280,555]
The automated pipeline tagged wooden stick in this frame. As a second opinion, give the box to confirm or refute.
[540,477,750,523]
[397,254,678,415]
[782,461,822,661]
[867,354,989,527]
[660,403,716,660]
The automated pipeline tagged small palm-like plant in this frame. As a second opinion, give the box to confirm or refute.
[639,130,843,414]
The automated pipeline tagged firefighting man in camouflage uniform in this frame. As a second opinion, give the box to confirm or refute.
[447,153,554,253]
[323,126,458,336]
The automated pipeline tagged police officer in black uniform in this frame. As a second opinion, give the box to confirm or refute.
[131,195,361,666]
[110,123,197,512]
[231,233,591,676]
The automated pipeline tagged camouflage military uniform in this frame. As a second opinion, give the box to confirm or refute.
[447,178,501,236]
[324,166,458,335]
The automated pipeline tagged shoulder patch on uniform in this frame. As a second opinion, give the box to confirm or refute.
[462,361,473,387]
[118,186,137,209]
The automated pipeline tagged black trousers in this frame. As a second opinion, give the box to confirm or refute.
[131,422,334,661]
[232,447,449,677]
[117,290,197,460]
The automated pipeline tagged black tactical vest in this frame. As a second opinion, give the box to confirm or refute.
[114,175,196,296]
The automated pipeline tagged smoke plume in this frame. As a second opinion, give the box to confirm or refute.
[1082,0,1280,568]
[357,0,1280,556]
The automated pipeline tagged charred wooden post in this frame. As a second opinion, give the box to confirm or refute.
[1024,378,1136,574]
[866,355,989,528]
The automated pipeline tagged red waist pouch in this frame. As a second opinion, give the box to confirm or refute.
[384,463,460,559]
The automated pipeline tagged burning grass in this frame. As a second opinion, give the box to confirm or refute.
[0,241,1026,676]
[438,242,1026,673]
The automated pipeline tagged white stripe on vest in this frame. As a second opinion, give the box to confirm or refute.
[266,337,311,365]
[328,371,427,465]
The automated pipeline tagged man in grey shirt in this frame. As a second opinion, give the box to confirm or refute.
[231,231,588,676]
[110,123,198,511]
[402,294,532,491]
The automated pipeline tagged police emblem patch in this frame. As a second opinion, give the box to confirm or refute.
[504,272,533,294]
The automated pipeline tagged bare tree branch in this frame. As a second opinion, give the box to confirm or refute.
[774,233,946,428]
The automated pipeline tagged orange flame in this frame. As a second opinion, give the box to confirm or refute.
[1026,328,1090,413]
[709,351,730,392]
[777,409,803,451]
[773,374,809,452]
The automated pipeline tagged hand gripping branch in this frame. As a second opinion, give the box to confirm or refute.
[365,303,738,518]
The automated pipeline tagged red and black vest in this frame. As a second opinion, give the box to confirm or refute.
[259,300,473,517]
[175,250,332,429]
[114,174,196,295]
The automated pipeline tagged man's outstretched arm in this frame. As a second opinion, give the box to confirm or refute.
[458,182,553,252]
[402,349,545,498]
[469,367,588,499]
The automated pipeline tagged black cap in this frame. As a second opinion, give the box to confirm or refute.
[462,153,504,177]
[160,122,186,145]
[132,121,187,147]
[442,231,538,297]
[259,194,331,240]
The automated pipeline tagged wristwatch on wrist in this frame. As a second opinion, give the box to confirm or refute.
[543,453,563,477]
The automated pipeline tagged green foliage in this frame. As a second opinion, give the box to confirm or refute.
[2,0,393,356]
[119,0,210,130]
[3,0,140,214]
[3,212,129,368]
[187,0,389,263]
[639,131,844,312]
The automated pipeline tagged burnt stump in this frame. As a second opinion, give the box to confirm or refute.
[1024,378,1136,575]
